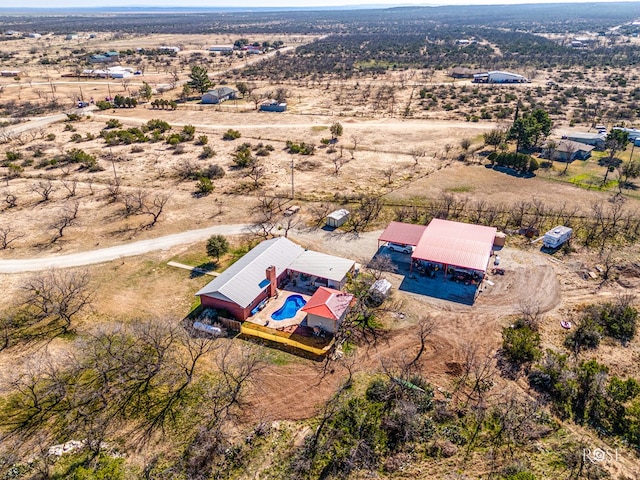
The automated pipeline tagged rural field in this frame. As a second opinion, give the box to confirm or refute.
[1,4,640,480]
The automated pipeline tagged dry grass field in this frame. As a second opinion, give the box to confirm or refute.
[1,26,640,479]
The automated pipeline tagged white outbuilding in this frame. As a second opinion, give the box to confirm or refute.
[543,226,573,249]
[326,209,350,228]
[473,71,529,84]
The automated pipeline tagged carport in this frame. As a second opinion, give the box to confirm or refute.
[377,221,427,249]
[411,219,497,280]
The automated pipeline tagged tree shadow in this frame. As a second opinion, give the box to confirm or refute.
[598,156,622,168]
[189,261,218,279]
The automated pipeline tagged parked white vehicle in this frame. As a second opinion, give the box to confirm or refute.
[386,242,413,254]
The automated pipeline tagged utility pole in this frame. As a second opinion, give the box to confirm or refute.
[291,157,294,199]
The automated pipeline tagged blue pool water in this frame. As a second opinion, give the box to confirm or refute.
[271,294,307,321]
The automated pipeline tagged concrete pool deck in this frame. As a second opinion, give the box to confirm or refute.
[246,290,311,329]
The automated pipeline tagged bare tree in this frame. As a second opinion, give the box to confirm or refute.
[61,179,78,198]
[453,345,496,408]
[382,166,396,185]
[349,134,362,159]
[406,315,436,370]
[21,268,92,333]
[0,226,24,249]
[281,213,300,238]
[409,147,426,166]
[49,200,79,243]
[347,195,383,233]
[141,193,170,227]
[105,178,120,203]
[331,154,347,176]
[245,163,265,189]
[443,143,453,159]
[246,91,264,110]
[121,190,145,217]
[309,202,333,228]
[4,191,17,208]
[31,180,55,202]
[518,300,543,331]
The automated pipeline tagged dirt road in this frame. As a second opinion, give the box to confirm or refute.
[0,223,250,273]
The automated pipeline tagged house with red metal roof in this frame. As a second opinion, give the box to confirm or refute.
[301,287,354,334]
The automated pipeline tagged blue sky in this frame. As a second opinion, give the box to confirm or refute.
[15,0,640,8]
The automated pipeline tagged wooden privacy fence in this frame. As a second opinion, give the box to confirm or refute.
[219,317,242,332]
[240,324,333,357]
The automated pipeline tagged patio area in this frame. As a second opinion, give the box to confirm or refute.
[246,290,311,330]
[242,289,334,355]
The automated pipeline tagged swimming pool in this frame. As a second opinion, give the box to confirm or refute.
[271,294,307,321]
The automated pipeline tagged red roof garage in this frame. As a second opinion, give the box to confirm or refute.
[412,219,497,273]
[377,221,427,247]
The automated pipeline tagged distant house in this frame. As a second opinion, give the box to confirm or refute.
[242,45,263,54]
[260,100,287,112]
[201,87,237,104]
[157,46,180,53]
[0,70,21,77]
[612,127,640,141]
[449,67,484,79]
[564,132,606,150]
[25,32,41,38]
[82,66,133,78]
[210,45,234,52]
[195,237,355,321]
[88,54,109,63]
[473,71,529,84]
[65,33,79,40]
[301,287,354,334]
[543,139,594,161]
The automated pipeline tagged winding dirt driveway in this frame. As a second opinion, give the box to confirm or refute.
[0,224,250,273]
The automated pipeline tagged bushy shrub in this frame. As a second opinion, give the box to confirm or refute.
[5,151,22,162]
[286,140,315,155]
[96,100,112,110]
[105,119,122,129]
[223,129,241,140]
[200,146,216,159]
[203,164,225,179]
[232,143,255,168]
[502,322,541,365]
[564,316,602,352]
[492,152,538,173]
[195,177,214,195]
[145,119,172,133]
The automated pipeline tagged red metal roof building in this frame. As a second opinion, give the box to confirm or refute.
[301,287,354,333]
[412,219,497,272]
[377,221,428,247]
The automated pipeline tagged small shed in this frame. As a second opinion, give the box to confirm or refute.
[326,209,349,228]
[260,101,287,112]
[543,226,573,249]
[493,232,506,248]
[369,279,392,304]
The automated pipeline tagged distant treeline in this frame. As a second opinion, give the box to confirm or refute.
[2,3,640,35]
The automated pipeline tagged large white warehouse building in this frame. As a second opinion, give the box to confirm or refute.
[473,71,529,84]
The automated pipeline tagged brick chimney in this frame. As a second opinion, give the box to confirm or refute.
[266,265,277,297]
